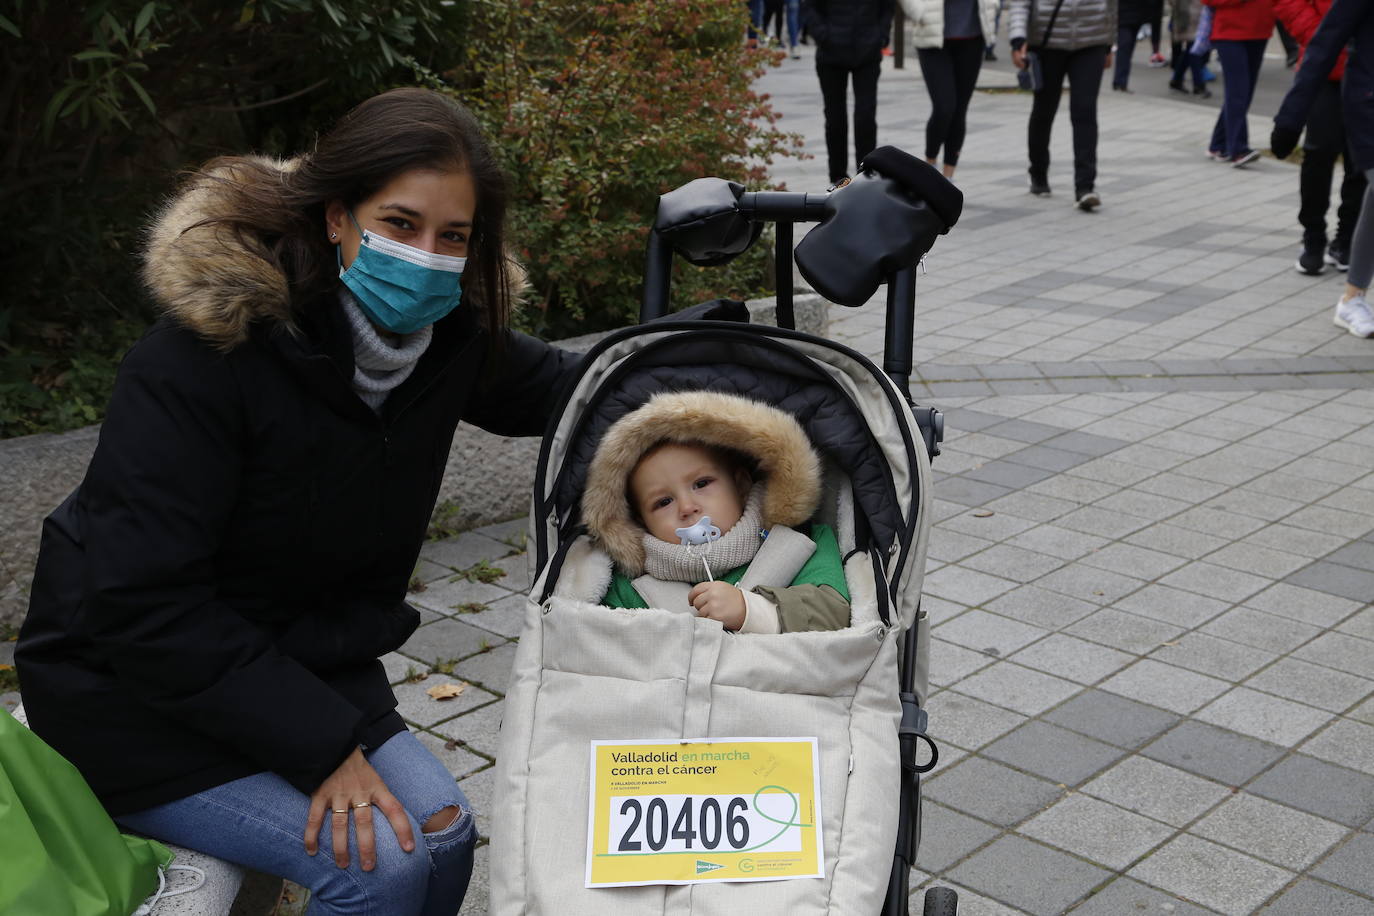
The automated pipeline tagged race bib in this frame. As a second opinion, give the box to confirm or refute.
[585,737,823,887]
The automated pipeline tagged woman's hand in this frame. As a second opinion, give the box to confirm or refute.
[1012,47,1028,69]
[688,581,747,630]
[304,747,416,870]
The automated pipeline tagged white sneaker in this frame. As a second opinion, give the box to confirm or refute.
[1334,295,1374,338]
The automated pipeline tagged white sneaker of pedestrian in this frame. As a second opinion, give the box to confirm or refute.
[1334,295,1374,338]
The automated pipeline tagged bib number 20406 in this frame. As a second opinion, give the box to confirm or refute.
[608,793,802,855]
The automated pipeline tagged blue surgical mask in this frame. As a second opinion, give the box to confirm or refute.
[338,212,466,334]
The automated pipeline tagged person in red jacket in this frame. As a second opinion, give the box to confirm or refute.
[1204,0,1275,166]
[1274,0,1367,273]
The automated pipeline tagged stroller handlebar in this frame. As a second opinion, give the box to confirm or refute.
[734,190,831,222]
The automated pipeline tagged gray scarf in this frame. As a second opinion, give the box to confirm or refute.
[339,291,433,412]
[641,485,766,583]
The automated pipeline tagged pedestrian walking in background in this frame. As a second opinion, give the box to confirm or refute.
[986,0,1006,58]
[1113,0,1163,89]
[1168,0,1213,95]
[902,0,1000,177]
[1272,0,1374,337]
[1204,0,1275,167]
[1273,0,1367,275]
[1009,0,1118,211]
[803,0,897,185]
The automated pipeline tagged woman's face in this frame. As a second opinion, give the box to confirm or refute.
[326,167,477,268]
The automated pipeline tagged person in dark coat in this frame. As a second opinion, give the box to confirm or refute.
[1272,0,1374,337]
[802,0,897,184]
[1274,0,1367,275]
[14,88,581,915]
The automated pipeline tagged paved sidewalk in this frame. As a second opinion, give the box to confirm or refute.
[378,46,1374,916]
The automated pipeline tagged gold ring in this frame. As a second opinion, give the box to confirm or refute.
[353,802,371,809]
[332,808,348,815]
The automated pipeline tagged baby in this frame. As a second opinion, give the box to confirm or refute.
[581,391,850,633]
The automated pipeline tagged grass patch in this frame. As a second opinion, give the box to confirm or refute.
[426,501,464,541]
[451,559,505,585]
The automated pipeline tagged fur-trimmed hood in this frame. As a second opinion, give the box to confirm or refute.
[582,391,822,576]
[142,156,298,350]
[141,156,526,350]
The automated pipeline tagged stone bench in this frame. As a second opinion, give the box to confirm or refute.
[12,702,245,916]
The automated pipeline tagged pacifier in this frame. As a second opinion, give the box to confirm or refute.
[676,516,723,581]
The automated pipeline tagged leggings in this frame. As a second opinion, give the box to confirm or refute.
[1351,170,1374,289]
[916,38,984,166]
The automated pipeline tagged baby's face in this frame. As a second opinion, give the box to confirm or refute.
[630,443,748,545]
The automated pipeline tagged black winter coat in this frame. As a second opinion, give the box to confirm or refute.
[15,170,580,816]
[803,0,896,67]
[1274,0,1374,172]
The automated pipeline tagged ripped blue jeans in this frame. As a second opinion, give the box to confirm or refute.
[115,731,476,916]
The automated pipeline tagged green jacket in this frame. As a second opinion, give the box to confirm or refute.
[601,524,851,632]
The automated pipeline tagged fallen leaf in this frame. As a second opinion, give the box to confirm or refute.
[972,509,994,518]
[427,682,468,701]
[444,738,460,751]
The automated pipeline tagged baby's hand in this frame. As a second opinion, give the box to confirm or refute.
[688,581,747,630]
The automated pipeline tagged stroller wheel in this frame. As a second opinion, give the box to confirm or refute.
[922,886,959,916]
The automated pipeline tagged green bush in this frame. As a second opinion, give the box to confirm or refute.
[449,0,800,337]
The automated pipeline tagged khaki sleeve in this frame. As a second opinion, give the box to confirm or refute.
[752,584,852,633]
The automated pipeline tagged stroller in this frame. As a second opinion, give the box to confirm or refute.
[490,148,961,916]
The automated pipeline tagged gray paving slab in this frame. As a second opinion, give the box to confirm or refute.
[1127,835,1294,916]
[1260,878,1374,915]
[1191,793,1350,871]
[925,757,1065,827]
[912,802,1003,875]
[1248,755,1374,828]
[1067,877,1215,915]
[1043,690,1181,750]
[982,720,1126,787]
[1310,833,1374,900]
[1020,793,1174,871]
[946,834,1111,916]
[1142,719,1287,787]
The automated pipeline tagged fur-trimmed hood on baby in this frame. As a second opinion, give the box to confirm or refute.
[140,155,526,350]
[581,391,822,577]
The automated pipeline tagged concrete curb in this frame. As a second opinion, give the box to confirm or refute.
[0,295,828,629]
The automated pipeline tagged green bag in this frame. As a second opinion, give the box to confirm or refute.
[0,707,174,916]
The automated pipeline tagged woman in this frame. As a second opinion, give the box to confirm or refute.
[1008,0,1117,210]
[1272,0,1374,336]
[803,0,897,185]
[15,88,580,914]
[1204,0,1275,166]
[903,0,1000,178]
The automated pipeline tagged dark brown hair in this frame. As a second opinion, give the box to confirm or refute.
[191,88,512,337]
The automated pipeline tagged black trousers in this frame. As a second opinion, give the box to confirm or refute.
[1299,80,1368,247]
[817,59,881,183]
[917,38,984,166]
[1028,45,1108,195]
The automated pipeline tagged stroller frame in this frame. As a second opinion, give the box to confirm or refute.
[631,188,950,915]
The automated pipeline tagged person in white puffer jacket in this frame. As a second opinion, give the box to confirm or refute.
[900,0,1001,177]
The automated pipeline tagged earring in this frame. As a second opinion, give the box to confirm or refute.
[330,232,338,241]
